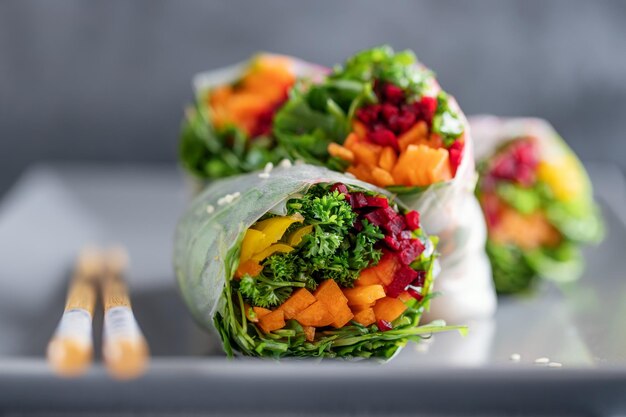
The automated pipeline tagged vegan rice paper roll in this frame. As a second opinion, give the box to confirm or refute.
[274,46,496,321]
[174,164,464,359]
[471,116,604,293]
[179,53,326,182]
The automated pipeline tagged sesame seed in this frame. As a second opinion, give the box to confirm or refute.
[510,353,521,362]
[415,343,429,353]
[217,192,241,206]
[548,362,562,368]
[534,357,550,365]
[206,204,215,214]
[263,162,274,173]
[258,172,270,179]
[279,159,292,168]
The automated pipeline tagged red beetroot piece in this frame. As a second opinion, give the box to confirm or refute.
[386,264,418,297]
[448,141,464,176]
[368,128,399,151]
[413,96,437,124]
[398,238,425,265]
[383,235,401,251]
[382,83,405,104]
[412,270,426,288]
[383,215,407,235]
[364,210,385,227]
[330,183,349,196]
[356,104,382,125]
[489,140,539,186]
[399,230,413,240]
[365,196,389,208]
[390,110,417,135]
[405,210,420,230]
[377,319,393,332]
[406,287,424,301]
[350,192,369,209]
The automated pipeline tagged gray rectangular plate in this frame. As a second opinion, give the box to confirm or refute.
[1,163,625,415]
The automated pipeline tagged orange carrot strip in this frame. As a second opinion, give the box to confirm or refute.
[373,297,407,323]
[328,143,355,163]
[343,285,386,306]
[352,121,368,140]
[372,167,395,187]
[355,268,381,287]
[294,301,334,327]
[277,288,316,320]
[235,259,263,279]
[379,147,398,172]
[258,309,285,333]
[343,132,360,149]
[353,308,376,326]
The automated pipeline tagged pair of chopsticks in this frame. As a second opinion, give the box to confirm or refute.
[46,246,149,379]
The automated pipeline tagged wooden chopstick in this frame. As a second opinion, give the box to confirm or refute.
[47,247,102,377]
[101,246,149,379]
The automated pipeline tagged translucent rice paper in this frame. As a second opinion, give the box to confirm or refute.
[405,99,496,323]
[174,164,421,329]
[470,116,592,174]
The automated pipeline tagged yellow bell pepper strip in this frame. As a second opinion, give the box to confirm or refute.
[239,229,266,263]
[537,155,585,202]
[251,243,294,262]
[252,214,304,250]
[287,225,314,246]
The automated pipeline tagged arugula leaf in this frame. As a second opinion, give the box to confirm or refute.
[486,240,536,294]
[329,45,433,98]
[496,182,542,214]
[273,86,355,165]
[524,243,584,284]
[432,92,464,146]
[179,100,283,180]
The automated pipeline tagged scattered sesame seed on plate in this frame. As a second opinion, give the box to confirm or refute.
[279,159,292,168]
[263,162,274,173]
[548,362,563,368]
[258,172,270,179]
[206,204,215,214]
[510,353,521,362]
[534,357,550,364]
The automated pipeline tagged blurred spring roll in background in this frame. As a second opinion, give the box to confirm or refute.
[179,53,326,182]
[273,46,496,321]
[174,165,465,359]
[471,116,604,294]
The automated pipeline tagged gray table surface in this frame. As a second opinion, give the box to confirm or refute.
[0,163,625,415]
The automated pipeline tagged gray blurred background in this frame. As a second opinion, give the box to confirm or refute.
[1,0,625,196]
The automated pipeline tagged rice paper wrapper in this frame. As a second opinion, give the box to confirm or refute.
[471,116,588,168]
[403,103,496,322]
[174,164,433,330]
